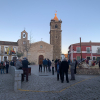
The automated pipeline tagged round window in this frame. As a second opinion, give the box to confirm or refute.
[40,45,43,48]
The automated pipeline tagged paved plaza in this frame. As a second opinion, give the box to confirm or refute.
[0,65,100,100]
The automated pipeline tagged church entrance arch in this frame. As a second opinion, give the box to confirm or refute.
[38,55,44,65]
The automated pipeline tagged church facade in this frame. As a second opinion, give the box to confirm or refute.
[0,13,62,64]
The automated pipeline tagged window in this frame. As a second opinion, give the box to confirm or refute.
[23,41,26,44]
[97,47,100,54]
[86,47,90,53]
[5,47,8,54]
[55,24,58,28]
[56,36,58,39]
[76,47,81,53]
[40,45,43,48]
[87,57,90,60]
[93,57,96,60]
[77,56,80,60]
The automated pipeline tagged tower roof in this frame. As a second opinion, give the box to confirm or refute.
[53,12,59,21]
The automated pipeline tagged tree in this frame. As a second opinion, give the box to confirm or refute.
[16,52,23,59]
[22,32,33,59]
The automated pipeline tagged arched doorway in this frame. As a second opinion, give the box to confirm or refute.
[38,55,44,64]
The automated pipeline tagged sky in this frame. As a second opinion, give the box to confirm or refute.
[0,0,100,54]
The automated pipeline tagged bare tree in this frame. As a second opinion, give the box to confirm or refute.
[23,32,33,59]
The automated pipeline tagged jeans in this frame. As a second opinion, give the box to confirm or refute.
[39,65,42,72]
[48,66,51,72]
[22,68,28,81]
[61,71,69,82]
[6,67,8,73]
[44,65,47,72]
[1,69,4,74]
[52,67,54,75]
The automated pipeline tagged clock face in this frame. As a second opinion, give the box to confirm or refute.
[23,33,26,38]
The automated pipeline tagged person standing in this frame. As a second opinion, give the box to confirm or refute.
[10,60,14,66]
[22,57,28,82]
[43,58,48,72]
[39,59,43,72]
[57,59,61,81]
[51,60,55,75]
[70,59,75,80]
[0,63,5,74]
[68,59,70,65]
[6,61,9,73]
[74,58,77,74]
[60,58,69,83]
[16,59,22,70]
[99,60,100,69]
[47,59,51,72]
[55,59,58,72]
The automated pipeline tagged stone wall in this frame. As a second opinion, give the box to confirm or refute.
[68,68,100,75]
[28,41,53,64]
[9,66,23,91]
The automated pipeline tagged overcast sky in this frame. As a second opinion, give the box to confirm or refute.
[0,0,100,54]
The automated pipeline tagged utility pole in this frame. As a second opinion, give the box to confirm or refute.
[80,37,82,61]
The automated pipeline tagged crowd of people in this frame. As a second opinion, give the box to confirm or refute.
[39,58,78,83]
[0,57,29,82]
[0,61,9,74]
[0,57,78,83]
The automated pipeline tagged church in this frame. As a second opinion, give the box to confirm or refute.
[0,13,62,64]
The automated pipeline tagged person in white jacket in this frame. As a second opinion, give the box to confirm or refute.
[51,60,55,75]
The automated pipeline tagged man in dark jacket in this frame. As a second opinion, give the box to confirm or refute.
[55,59,58,72]
[74,59,77,74]
[6,61,9,73]
[10,60,14,66]
[47,59,51,72]
[60,58,69,83]
[43,58,48,72]
[22,57,28,82]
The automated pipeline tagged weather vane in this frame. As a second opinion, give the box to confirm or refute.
[41,38,42,41]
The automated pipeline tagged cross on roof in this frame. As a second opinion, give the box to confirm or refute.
[24,27,26,30]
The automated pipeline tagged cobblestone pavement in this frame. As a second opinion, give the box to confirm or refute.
[0,65,100,100]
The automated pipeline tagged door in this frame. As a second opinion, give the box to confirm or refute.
[13,57,17,61]
[87,57,90,60]
[77,56,80,60]
[38,55,44,65]
[4,56,7,62]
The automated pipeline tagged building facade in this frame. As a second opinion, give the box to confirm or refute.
[68,42,100,62]
[0,12,62,64]
[50,13,62,60]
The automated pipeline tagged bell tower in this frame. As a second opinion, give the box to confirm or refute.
[50,11,62,60]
